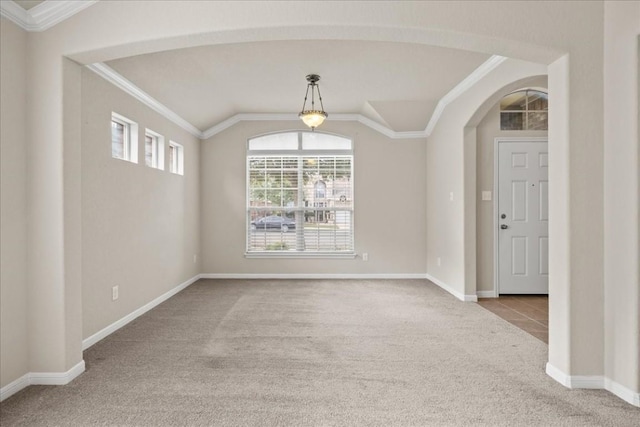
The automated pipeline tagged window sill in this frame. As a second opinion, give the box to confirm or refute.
[245,252,357,259]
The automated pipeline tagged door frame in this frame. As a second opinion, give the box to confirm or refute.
[493,137,548,296]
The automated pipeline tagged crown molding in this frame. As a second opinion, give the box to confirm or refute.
[425,55,506,135]
[0,0,98,32]
[0,0,32,29]
[201,113,428,140]
[86,63,203,138]
[88,56,508,142]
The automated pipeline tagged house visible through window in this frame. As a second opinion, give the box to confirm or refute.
[247,131,353,256]
[168,141,184,175]
[500,89,548,130]
[144,129,165,170]
[111,112,138,163]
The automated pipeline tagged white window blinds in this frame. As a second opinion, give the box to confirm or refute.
[247,132,354,255]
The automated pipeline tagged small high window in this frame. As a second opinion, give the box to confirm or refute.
[500,89,548,130]
[111,112,138,163]
[168,141,184,175]
[144,129,165,170]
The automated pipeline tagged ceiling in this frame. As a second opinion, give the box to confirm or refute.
[105,40,491,133]
[8,1,495,135]
[13,0,45,11]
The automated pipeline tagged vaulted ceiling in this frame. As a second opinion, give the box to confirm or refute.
[105,41,491,133]
[7,0,499,136]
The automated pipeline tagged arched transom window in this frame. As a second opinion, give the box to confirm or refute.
[500,89,548,131]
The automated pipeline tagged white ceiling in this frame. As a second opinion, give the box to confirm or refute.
[6,1,495,135]
[105,40,491,133]
[13,0,45,11]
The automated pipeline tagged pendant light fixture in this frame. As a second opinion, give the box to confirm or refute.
[299,74,327,130]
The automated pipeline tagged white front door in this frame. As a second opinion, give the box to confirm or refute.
[497,140,549,294]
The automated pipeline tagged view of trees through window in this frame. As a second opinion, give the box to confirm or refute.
[500,89,548,130]
[247,132,353,254]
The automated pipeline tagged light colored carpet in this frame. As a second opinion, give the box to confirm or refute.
[1,279,638,426]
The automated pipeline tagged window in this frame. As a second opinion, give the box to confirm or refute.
[247,131,354,256]
[168,141,184,175]
[111,112,138,162]
[500,89,548,130]
[144,129,165,170]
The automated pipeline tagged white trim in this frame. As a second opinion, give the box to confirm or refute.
[245,252,358,259]
[87,63,202,138]
[0,0,98,32]
[202,112,428,140]
[88,56,507,142]
[426,274,478,302]
[0,361,85,402]
[476,290,497,298]
[82,274,201,350]
[0,373,30,402]
[425,55,507,135]
[605,378,640,407]
[30,360,85,386]
[545,362,640,407]
[0,0,32,30]
[202,113,296,139]
[200,273,427,280]
[545,363,605,389]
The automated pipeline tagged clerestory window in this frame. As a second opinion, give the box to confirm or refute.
[111,112,138,163]
[246,131,354,257]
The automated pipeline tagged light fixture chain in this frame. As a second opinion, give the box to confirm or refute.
[316,84,324,113]
[301,84,311,113]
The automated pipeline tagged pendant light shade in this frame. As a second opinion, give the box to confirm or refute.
[299,74,327,130]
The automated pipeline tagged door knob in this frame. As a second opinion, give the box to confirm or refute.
[500,224,508,229]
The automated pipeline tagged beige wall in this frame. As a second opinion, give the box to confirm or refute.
[81,69,201,339]
[603,1,640,395]
[426,59,547,298]
[201,121,427,275]
[0,19,29,389]
[1,0,637,406]
[475,80,548,293]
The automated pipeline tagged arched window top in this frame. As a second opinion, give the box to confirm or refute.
[500,89,548,131]
[248,131,352,152]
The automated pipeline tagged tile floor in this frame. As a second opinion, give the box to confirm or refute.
[477,295,549,344]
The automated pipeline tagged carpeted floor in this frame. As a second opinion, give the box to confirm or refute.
[1,279,638,426]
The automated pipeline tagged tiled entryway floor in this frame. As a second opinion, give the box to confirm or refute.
[477,295,549,344]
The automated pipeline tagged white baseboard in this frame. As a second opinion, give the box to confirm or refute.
[1,360,85,402]
[546,363,639,407]
[82,274,201,350]
[545,362,604,389]
[477,290,497,298]
[605,378,640,407]
[200,273,428,280]
[0,373,30,402]
[425,274,477,302]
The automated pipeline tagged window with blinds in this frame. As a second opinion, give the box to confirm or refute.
[246,132,354,256]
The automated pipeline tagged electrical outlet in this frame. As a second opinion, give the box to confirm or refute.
[437,257,442,267]
[112,285,119,301]
[449,192,454,201]
[362,252,369,261]
[193,254,197,264]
